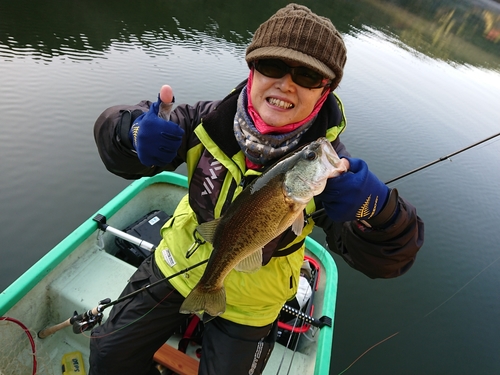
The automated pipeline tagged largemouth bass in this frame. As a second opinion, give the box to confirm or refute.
[179,137,347,317]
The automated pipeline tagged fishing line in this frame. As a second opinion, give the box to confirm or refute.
[283,291,311,375]
[82,289,176,339]
[421,252,500,320]
[337,332,399,375]
[38,258,209,339]
[384,131,500,185]
[333,133,500,373]
[309,131,500,221]
[276,260,319,375]
[337,251,500,375]
[99,258,209,312]
[276,309,301,374]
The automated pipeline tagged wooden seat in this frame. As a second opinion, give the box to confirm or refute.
[154,343,199,375]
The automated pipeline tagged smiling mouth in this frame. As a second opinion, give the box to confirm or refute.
[267,97,294,109]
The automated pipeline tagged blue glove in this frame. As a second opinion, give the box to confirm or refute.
[129,97,184,167]
[319,157,389,223]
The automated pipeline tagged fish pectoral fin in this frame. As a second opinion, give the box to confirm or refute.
[234,250,263,273]
[196,218,222,244]
[291,211,305,235]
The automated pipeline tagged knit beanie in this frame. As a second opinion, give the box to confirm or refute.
[246,3,347,90]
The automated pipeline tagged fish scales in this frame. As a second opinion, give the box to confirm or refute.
[179,138,347,317]
[195,176,292,292]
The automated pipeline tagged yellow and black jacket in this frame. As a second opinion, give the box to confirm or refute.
[94,81,424,325]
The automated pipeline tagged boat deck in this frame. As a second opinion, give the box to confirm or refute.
[1,174,336,375]
[9,238,317,374]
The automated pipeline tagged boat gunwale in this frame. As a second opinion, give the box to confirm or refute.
[0,171,337,374]
[0,173,188,315]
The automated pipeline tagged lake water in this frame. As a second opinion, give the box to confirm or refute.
[1,0,500,374]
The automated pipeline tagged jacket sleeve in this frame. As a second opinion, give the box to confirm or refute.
[93,99,219,179]
[315,188,424,278]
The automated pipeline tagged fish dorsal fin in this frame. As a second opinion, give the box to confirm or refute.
[291,211,305,236]
[196,218,222,244]
[234,250,262,273]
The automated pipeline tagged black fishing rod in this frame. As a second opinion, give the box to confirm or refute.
[311,131,500,221]
[38,215,331,339]
[37,257,210,339]
[384,131,500,185]
[37,214,210,339]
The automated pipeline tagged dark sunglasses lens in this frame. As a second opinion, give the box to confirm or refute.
[293,67,323,88]
[255,60,287,79]
[255,59,325,88]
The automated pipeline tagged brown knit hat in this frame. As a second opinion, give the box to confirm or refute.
[246,3,347,90]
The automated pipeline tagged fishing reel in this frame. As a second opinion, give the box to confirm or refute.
[70,298,111,334]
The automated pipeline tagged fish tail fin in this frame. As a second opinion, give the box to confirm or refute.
[179,286,226,317]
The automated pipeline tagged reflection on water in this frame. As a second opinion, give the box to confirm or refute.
[1,1,500,374]
[1,0,499,70]
[367,0,500,69]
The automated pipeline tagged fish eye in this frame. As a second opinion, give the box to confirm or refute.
[305,151,317,161]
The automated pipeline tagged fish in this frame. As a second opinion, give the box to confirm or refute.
[179,137,348,317]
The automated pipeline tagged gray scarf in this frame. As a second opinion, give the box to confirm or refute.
[233,86,315,166]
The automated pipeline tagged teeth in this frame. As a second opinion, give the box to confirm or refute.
[268,98,293,109]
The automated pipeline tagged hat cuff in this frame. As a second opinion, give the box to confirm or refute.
[246,46,336,80]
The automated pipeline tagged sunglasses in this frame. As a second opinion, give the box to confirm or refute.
[253,59,331,89]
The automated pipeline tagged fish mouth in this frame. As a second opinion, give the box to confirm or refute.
[319,140,348,177]
[267,97,294,109]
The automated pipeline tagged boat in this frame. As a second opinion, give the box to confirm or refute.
[0,172,338,375]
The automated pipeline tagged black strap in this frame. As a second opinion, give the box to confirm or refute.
[117,109,144,150]
[364,188,399,228]
[272,239,305,258]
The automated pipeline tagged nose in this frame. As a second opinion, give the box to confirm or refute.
[275,73,296,91]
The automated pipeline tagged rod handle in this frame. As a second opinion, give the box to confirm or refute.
[37,318,71,339]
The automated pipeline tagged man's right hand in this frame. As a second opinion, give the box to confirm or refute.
[129,96,184,167]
